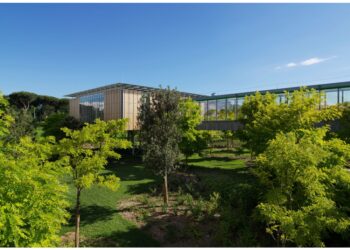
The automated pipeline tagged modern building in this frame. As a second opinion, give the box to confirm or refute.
[66,83,206,130]
[66,81,350,131]
[195,81,350,130]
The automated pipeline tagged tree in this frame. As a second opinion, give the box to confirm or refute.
[223,130,235,150]
[7,92,69,122]
[138,87,182,205]
[0,93,69,246]
[33,96,69,120]
[178,98,204,162]
[57,119,131,247]
[237,88,341,155]
[254,128,350,246]
[0,136,70,247]
[334,102,350,143]
[8,91,38,112]
[43,112,82,140]
[0,92,14,139]
[6,107,35,142]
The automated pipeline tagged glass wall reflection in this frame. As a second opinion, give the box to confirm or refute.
[79,93,104,123]
[196,87,349,121]
[207,100,217,120]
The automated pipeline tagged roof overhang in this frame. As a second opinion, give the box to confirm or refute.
[65,82,208,99]
[194,80,350,101]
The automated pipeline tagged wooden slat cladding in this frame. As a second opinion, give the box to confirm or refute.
[69,98,80,120]
[69,87,142,131]
[123,89,143,130]
[104,88,123,120]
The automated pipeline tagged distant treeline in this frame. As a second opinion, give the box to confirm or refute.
[5,91,81,141]
[5,91,69,121]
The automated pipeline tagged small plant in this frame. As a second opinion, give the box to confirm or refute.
[206,192,220,216]
[148,186,158,196]
[140,195,151,207]
[161,203,168,213]
[182,192,221,220]
[173,203,179,216]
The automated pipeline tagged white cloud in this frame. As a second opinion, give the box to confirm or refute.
[276,56,336,70]
[286,62,297,68]
[300,57,326,66]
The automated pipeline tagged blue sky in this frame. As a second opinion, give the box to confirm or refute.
[1,3,350,98]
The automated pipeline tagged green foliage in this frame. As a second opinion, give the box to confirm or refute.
[6,107,35,142]
[138,87,182,177]
[8,91,37,111]
[43,112,82,140]
[0,92,14,139]
[182,192,220,220]
[0,92,69,246]
[7,91,69,122]
[237,88,341,155]
[254,128,350,246]
[58,119,131,191]
[0,136,69,247]
[335,102,350,143]
[58,118,131,246]
[178,98,206,160]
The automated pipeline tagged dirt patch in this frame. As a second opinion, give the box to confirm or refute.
[117,194,221,247]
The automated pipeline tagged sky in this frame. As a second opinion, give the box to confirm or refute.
[1,3,350,98]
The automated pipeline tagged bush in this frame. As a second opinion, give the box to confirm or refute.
[42,113,81,140]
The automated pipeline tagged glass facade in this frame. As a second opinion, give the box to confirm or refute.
[227,98,236,120]
[199,101,208,120]
[207,100,217,120]
[196,86,350,121]
[79,93,105,123]
[217,99,227,120]
[342,88,350,104]
[325,89,338,106]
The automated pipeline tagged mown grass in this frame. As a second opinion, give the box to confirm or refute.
[60,158,160,247]
[60,148,256,247]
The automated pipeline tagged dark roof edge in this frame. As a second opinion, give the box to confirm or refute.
[65,82,207,99]
[194,80,350,101]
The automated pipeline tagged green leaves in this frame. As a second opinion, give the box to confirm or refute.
[178,98,205,159]
[0,136,69,247]
[0,92,14,140]
[238,88,341,155]
[138,87,182,177]
[58,118,130,191]
[255,128,350,246]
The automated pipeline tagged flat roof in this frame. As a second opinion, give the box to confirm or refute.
[194,80,350,101]
[65,82,208,99]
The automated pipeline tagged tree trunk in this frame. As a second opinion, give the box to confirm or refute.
[131,132,135,157]
[163,174,169,205]
[75,188,81,248]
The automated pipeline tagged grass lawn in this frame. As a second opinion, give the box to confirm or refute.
[60,148,257,247]
[187,148,257,201]
[60,158,161,247]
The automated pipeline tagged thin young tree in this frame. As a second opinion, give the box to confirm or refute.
[58,119,131,247]
[138,87,182,205]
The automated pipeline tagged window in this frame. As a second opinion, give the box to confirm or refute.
[217,99,227,120]
[199,101,208,120]
[325,89,338,106]
[236,97,244,118]
[227,98,236,120]
[341,88,350,104]
[79,93,104,123]
[278,94,287,104]
[207,100,217,120]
